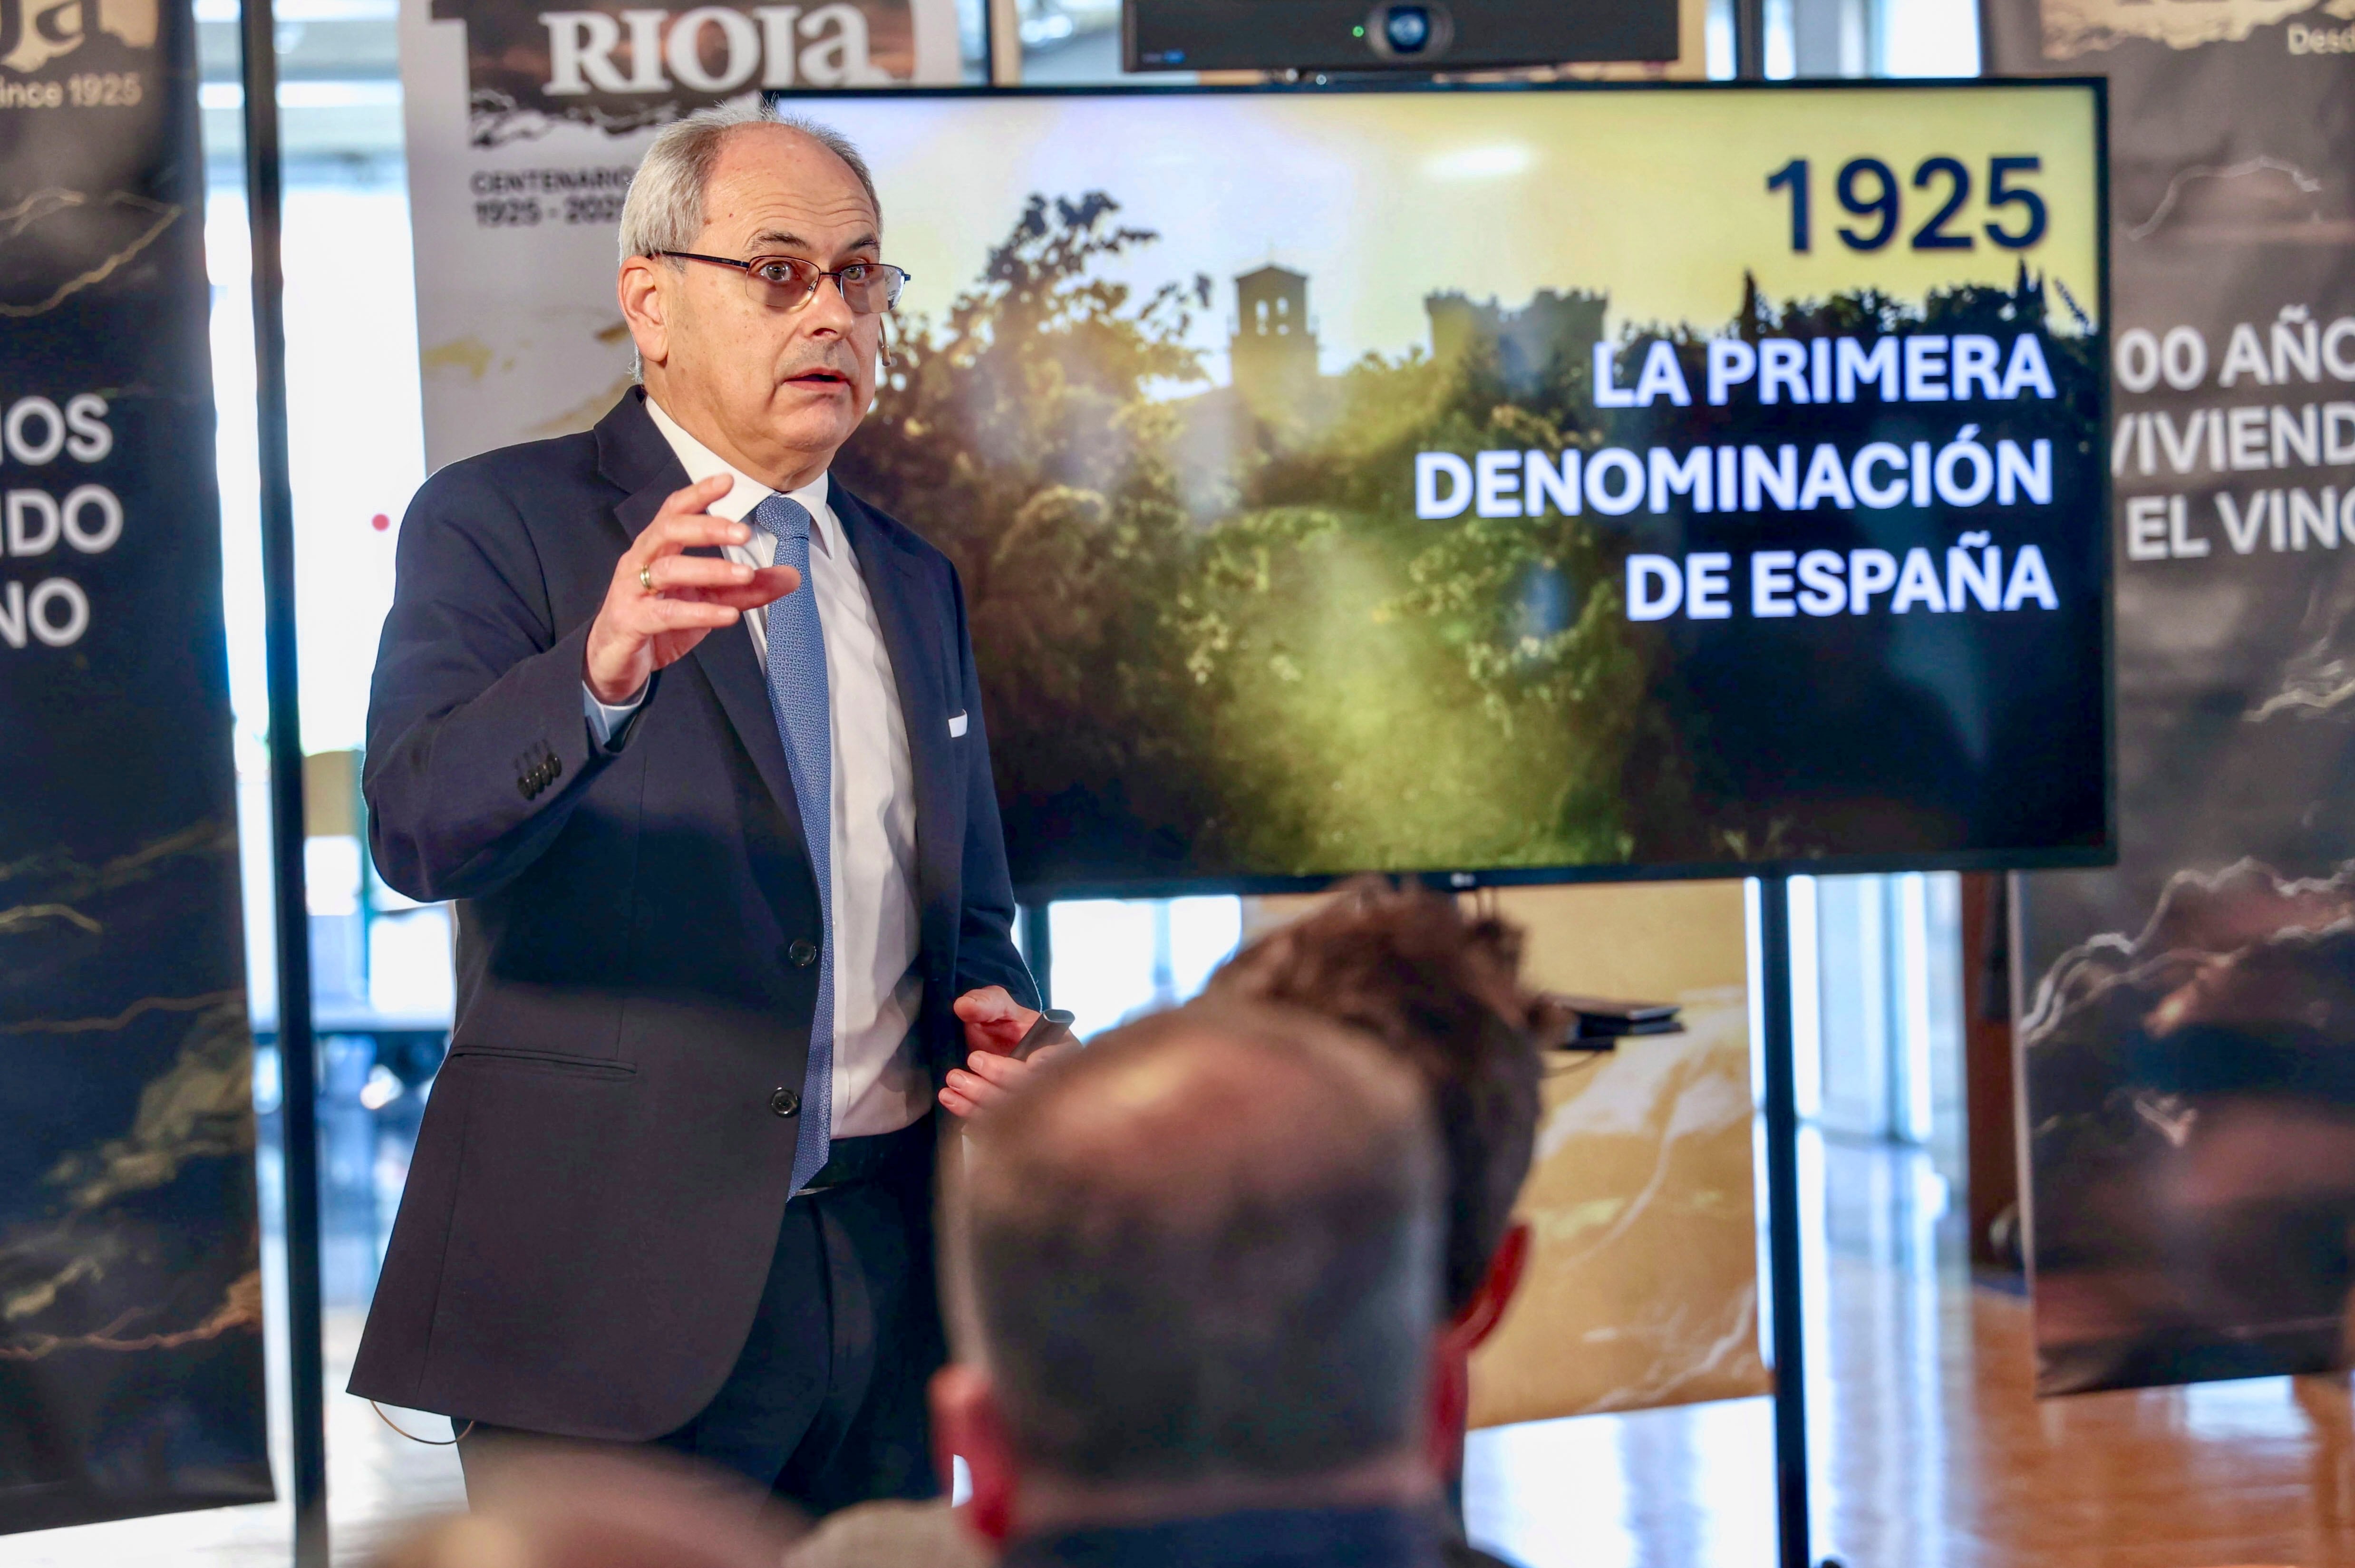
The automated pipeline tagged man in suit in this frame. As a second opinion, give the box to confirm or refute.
[937,1003,1454,1568]
[350,101,1047,1515]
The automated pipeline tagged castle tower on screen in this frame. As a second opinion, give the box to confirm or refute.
[1227,268,1616,427]
[1229,265,1320,427]
[1426,288,1608,399]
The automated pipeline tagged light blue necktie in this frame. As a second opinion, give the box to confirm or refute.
[751,494,833,1192]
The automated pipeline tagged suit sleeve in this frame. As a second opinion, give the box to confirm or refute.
[946,562,1041,1011]
[364,468,637,903]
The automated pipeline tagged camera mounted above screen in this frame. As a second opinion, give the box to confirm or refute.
[1122,0,1678,73]
[1365,2,1454,60]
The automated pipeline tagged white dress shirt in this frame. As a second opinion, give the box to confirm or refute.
[584,397,929,1138]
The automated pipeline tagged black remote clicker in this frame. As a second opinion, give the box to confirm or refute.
[1009,1007,1080,1062]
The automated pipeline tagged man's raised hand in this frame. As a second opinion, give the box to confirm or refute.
[583,473,801,705]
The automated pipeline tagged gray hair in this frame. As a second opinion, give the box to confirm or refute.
[617,100,880,265]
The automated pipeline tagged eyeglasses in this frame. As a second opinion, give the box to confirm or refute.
[655,251,910,315]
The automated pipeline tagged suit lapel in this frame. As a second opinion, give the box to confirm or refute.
[595,393,815,880]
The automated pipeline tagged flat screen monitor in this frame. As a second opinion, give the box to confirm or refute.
[811,82,2113,897]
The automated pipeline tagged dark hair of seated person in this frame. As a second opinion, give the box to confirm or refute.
[1202,877,1550,1318]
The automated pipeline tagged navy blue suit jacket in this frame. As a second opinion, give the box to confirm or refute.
[349,390,1035,1438]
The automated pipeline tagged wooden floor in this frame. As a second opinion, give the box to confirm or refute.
[1466,1132,2355,1568]
[8,1132,2355,1566]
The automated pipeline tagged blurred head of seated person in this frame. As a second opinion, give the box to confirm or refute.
[1201,878,1550,1482]
[933,1004,1451,1568]
[372,1447,799,1568]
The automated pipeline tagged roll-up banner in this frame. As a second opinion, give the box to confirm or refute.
[1984,0,2355,1394]
[0,0,272,1530]
[398,0,963,472]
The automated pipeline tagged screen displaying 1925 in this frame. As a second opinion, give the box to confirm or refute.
[819,82,2112,896]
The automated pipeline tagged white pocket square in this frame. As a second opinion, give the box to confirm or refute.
[948,711,969,738]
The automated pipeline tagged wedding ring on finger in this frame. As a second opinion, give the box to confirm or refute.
[639,564,656,593]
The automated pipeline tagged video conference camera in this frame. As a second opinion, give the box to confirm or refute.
[1368,2,1452,58]
[1123,0,1677,73]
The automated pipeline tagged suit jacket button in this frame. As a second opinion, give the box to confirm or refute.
[769,1087,800,1118]
[787,939,818,968]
